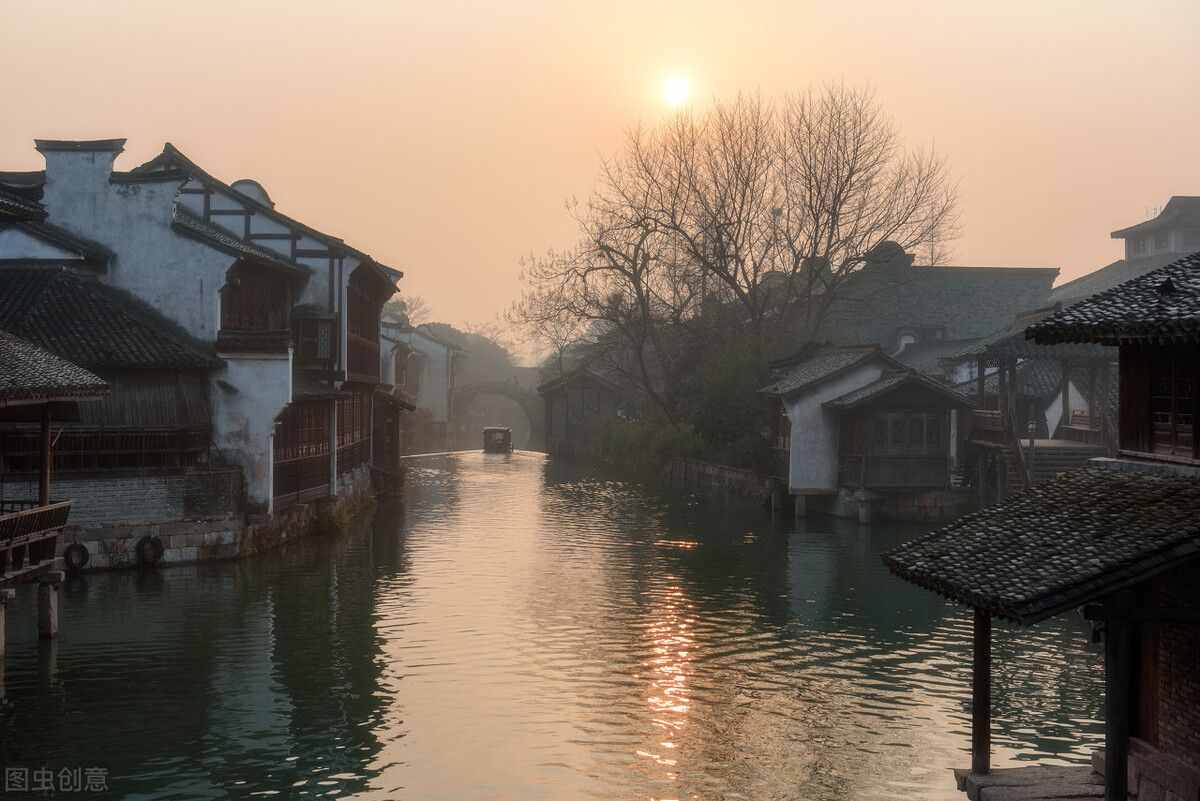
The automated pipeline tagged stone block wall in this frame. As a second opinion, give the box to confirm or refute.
[2,467,243,526]
[55,464,374,572]
[665,458,773,501]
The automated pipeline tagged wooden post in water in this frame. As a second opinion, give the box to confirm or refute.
[972,608,992,776]
[37,571,64,640]
[39,404,51,506]
[0,589,14,660]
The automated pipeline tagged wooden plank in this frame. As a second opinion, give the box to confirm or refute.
[966,766,1100,796]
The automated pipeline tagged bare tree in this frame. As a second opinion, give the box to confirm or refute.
[513,84,958,422]
[776,85,958,338]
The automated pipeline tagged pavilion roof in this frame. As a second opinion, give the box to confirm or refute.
[0,329,109,404]
[883,459,1200,625]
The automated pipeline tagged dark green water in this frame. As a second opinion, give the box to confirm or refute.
[0,452,1104,800]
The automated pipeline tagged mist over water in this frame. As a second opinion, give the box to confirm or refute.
[0,452,1104,800]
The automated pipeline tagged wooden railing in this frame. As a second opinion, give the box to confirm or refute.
[0,499,41,515]
[970,409,1006,445]
[0,500,71,582]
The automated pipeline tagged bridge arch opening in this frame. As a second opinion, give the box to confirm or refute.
[452,381,544,451]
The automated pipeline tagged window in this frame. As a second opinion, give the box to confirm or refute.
[1132,237,1149,256]
[874,411,944,456]
[1150,355,1195,457]
[220,263,290,332]
[1154,230,1169,252]
[295,318,335,368]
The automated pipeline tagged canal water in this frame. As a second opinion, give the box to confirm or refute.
[0,452,1105,800]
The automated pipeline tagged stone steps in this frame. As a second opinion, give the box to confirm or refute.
[955,766,1104,801]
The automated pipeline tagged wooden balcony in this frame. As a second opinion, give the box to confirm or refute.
[347,333,381,383]
[0,500,71,584]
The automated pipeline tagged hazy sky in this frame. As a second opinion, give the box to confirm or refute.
[4,0,1199,327]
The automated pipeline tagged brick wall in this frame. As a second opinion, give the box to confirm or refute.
[1156,562,1200,770]
[0,467,243,527]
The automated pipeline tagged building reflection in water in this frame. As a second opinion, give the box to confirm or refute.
[0,454,1104,801]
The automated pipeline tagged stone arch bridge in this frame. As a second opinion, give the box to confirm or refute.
[452,380,545,451]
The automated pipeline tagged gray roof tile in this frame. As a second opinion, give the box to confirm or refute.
[0,267,221,370]
[1029,251,1200,345]
[883,460,1200,624]
[0,329,109,402]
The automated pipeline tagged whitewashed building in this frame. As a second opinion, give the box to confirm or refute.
[0,139,403,565]
[381,322,463,452]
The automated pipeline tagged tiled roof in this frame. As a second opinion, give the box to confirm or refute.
[1110,197,1200,239]
[815,259,1058,350]
[171,207,308,276]
[0,184,45,221]
[138,143,402,280]
[1028,251,1200,345]
[1050,255,1178,307]
[0,219,113,267]
[0,329,109,402]
[824,370,971,410]
[956,359,1063,401]
[760,345,889,397]
[0,267,222,370]
[883,460,1200,624]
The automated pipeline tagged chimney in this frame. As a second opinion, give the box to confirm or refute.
[35,138,126,190]
[865,241,914,274]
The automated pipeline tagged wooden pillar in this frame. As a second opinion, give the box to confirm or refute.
[38,404,51,506]
[329,399,339,496]
[37,571,64,640]
[1104,592,1135,801]
[1060,360,1072,437]
[998,362,1009,426]
[972,608,992,775]
[976,357,986,408]
[1087,364,1097,427]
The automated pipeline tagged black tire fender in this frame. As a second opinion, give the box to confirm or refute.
[63,542,90,574]
[136,535,164,567]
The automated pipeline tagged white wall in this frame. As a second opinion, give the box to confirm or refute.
[396,329,453,424]
[784,361,885,493]
[210,354,292,508]
[39,158,236,341]
[1043,379,1088,439]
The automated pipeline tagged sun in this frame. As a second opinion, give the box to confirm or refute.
[662,75,690,108]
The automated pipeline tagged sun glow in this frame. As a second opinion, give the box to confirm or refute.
[662,75,690,108]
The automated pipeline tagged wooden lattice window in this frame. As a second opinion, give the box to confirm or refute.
[336,392,371,474]
[221,263,290,332]
[296,318,336,368]
[1150,354,1196,458]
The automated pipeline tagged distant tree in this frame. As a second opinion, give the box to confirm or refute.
[422,321,517,386]
[383,292,431,326]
